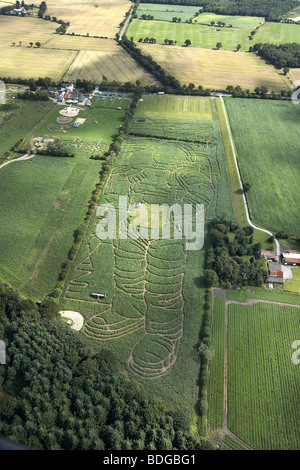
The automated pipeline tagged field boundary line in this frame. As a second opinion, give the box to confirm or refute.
[61,49,80,82]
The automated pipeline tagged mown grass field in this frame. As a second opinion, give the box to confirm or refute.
[0,100,53,159]
[138,43,291,92]
[46,0,130,37]
[137,3,200,22]
[228,301,300,449]
[135,94,213,120]
[224,98,300,237]
[24,95,131,155]
[285,268,300,293]
[128,19,300,50]
[61,95,235,418]
[192,13,264,29]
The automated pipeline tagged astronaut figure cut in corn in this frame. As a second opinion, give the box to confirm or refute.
[65,140,217,379]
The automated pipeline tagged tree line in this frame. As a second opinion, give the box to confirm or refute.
[0,283,213,450]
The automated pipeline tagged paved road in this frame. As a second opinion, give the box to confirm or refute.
[119,7,133,40]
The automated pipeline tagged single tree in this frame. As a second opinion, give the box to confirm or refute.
[243,182,251,192]
[185,39,191,47]
[35,42,41,48]
[216,42,222,49]
[237,44,241,51]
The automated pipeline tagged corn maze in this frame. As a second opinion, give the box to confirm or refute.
[63,97,235,381]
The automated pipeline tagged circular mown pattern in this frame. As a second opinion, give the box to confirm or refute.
[60,310,84,331]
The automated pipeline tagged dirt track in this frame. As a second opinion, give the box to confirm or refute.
[0,153,35,170]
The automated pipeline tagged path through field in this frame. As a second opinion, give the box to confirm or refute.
[218,95,280,258]
[0,153,35,170]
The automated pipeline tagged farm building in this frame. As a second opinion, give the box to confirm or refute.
[267,263,284,284]
[259,250,278,263]
[282,251,300,266]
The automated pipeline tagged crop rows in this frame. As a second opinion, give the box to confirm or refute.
[228,302,300,449]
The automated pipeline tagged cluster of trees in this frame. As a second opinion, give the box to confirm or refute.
[204,218,268,289]
[138,0,298,21]
[0,284,213,450]
[0,76,54,88]
[36,140,75,158]
[252,43,300,69]
[0,1,28,15]
[140,14,154,20]
[38,0,47,18]
[226,84,292,100]
[16,90,49,101]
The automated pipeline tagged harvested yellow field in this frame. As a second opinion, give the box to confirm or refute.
[0,47,77,81]
[0,16,57,46]
[138,44,292,93]
[288,68,300,86]
[63,40,159,85]
[44,35,119,51]
[46,0,131,37]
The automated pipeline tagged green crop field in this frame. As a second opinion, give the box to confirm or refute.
[0,100,53,159]
[137,3,200,22]
[0,98,130,298]
[224,98,300,237]
[192,13,264,30]
[61,95,235,417]
[227,301,300,449]
[135,94,213,120]
[128,19,300,50]
[0,155,102,298]
[23,96,131,156]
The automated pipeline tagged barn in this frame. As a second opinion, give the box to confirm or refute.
[282,251,300,266]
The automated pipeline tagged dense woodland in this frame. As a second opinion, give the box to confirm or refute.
[253,43,300,69]
[204,218,268,289]
[138,0,298,20]
[0,284,213,450]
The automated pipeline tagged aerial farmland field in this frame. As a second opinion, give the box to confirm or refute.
[62,39,159,85]
[192,12,264,29]
[137,3,200,22]
[227,301,300,449]
[0,99,130,297]
[224,98,300,237]
[138,43,291,92]
[61,95,235,417]
[46,0,131,37]
[128,19,300,50]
